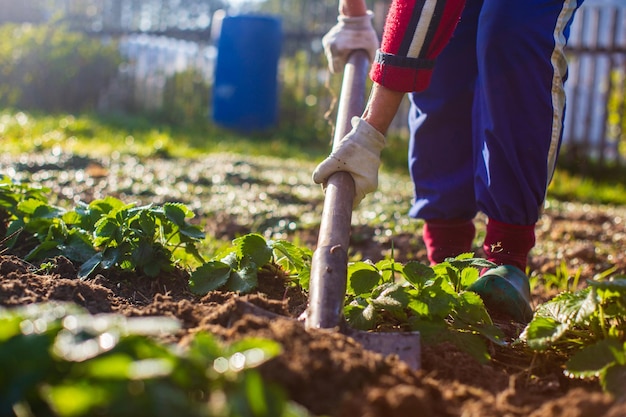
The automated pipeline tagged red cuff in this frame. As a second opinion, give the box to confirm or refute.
[370,60,434,93]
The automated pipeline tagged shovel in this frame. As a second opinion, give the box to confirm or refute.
[305,50,421,370]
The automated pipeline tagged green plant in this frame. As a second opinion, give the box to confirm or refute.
[520,277,626,397]
[0,176,206,279]
[540,259,583,292]
[0,23,121,112]
[343,253,507,362]
[188,233,311,295]
[0,302,308,417]
[159,69,211,128]
[0,175,49,236]
[76,198,206,278]
[0,175,88,260]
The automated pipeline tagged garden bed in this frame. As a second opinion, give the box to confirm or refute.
[2,151,626,416]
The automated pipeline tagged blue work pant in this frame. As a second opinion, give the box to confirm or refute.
[408,0,585,225]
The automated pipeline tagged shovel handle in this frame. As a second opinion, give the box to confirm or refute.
[306,50,370,330]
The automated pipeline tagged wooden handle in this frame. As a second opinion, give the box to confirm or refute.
[306,50,370,329]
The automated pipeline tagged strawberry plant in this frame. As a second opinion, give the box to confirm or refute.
[188,233,311,295]
[0,176,98,264]
[343,254,507,362]
[77,198,206,278]
[520,277,626,397]
[0,302,308,417]
[0,176,206,279]
[0,175,55,248]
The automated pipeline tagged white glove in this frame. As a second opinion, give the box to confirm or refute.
[322,11,379,74]
[313,117,385,207]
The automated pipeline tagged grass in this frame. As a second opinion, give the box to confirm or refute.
[2,108,626,206]
[0,109,330,162]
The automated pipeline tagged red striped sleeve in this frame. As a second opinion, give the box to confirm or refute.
[370,0,466,92]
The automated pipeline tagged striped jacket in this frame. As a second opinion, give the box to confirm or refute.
[370,0,466,92]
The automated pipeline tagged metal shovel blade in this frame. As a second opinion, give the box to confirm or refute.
[305,50,421,369]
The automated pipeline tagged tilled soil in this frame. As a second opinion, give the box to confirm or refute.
[2,151,626,416]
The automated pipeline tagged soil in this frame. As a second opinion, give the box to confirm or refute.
[2,151,626,416]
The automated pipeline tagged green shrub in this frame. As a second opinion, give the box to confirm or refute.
[160,68,211,128]
[0,23,121,112]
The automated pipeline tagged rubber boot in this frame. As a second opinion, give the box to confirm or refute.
[467,265,533,323]
[468,219,536,323]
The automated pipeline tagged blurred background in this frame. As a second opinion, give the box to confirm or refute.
[0,0,624,169]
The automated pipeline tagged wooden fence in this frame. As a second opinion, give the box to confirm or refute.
[564,1,626,166]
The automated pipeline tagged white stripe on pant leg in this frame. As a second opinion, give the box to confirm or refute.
[546,0,578,193]
[407,0,439,58]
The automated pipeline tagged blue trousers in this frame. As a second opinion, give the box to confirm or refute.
[408,0,584,226]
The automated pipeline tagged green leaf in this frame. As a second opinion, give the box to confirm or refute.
[234,234,272,267]
[0,315,22,341]
[375,259,403,282]
[402,261,435,289]
[221,251,239,269]
[163,203,187,227]
[61,208,83,226]
[132,241,154,267]
[101,247,121,269]
[84,354,133,379]
[466,321,508,347]
[445,266,460,290]
[344,301,376,331]
[24,240,61,261]
[460,267,480,289]
[17,198,58,217]
[565,339,625,378]
[371,283,409,312]
[225,264,259,294]
[521,316,570,350]
[180,224,205,240]
[588,278,626,292]
[269,240,307,272]
[93,217,120,243]
[143,261,162,277]
[407,319,448,344]
[407,299,430,317]
[413,310,492,363]
[455,291,492,325]
[535,289,595,325]
[89,196,125,215]
[60,230,97,263]
[416,277,457,319]
[589,278,626,307]
[297,267,310,292]
[78,252,103,279]
[447,254,496,270]
[187,332,226,363]
[602,364,626,398]
[45,383,110,417]
[137,210,157,237]
[446,330,492,363]
[188,261,233,295]
[347,263,381,296]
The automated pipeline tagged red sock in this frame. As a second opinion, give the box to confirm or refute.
[422,219,476,265]
[483,218,535,271]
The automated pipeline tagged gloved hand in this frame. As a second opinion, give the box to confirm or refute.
[313,117,385,207]
[322,11,379,74]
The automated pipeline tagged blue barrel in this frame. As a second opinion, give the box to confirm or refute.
[212,15,282,131]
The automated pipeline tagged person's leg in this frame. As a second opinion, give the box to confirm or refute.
[473,0,584,270]
[408,0,483,263]
[468,0,584,322]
